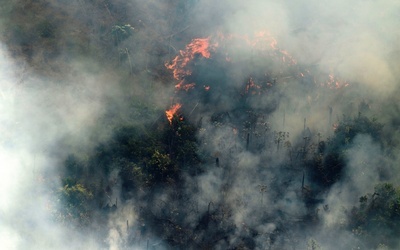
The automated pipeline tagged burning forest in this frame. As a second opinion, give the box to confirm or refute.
[1,0,400,249]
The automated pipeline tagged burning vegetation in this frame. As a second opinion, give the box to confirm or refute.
[2,1,400,250]
[164,31,350,127]
[165,103,182,124]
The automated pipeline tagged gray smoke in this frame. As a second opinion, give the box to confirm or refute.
[1,0,400,249]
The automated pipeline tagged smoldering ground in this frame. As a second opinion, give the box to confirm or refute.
[1,0,400,249]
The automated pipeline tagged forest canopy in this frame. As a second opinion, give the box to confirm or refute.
[1,0,400,249]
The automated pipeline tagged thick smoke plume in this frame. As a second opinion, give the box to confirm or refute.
[1,0,400,249]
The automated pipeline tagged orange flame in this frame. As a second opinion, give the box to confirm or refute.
[166,103,182,124]
[166,31,299,93]
[166,31,350,101]
[165,37,217,81]
[175,81,196,91]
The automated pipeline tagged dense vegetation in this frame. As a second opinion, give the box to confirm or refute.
[1,0,400,249]
[56,109,397,249]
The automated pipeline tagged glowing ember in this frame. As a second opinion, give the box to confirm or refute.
[166,103,182,124]
[332,123,339,131]
[326,73,349,89]
[174,80,185,90]
[245,77,262,95]
[216,31,297,66]
[279,49,296,65]
[175,81,196,92]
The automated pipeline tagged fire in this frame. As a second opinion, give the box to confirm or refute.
[165,31,300,95]
[165,37,218,94]
[186,38,215,58]
[279,49,296,65]
[166,103,182,124]
[216,31,297,66]
[332,123,339,131]
[326,73,349,89]
[175,81,196,91]
[245,77,262,95]
[165,37,217,81]
[164,30,350,118]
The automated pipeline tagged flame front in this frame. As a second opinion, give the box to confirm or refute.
[166,103,182,124]
[165,30,350,114]
[165,37,217,81]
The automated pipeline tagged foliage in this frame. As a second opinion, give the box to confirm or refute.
[62,116,201,203]
[163,116,201,170]
[350,183,400,248]
[57,183,93,226]
[308,114,383,189]
[5,1,397,249]
[332,114,383,146]
[307,238,322,250]
[111,24,134,45]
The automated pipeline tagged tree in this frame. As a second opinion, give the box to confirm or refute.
[308,114,383,190]
[350,183,400,248]
[57,183,94,227]
[111,24,134,45]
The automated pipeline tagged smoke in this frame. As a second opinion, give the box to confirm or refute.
[0,0,177,247]
[181,0,400,248]
[0,32,156,250]
[322,134,384,225]
[194,0,400,93]
[1,0,400,249]
[0,45,86,249]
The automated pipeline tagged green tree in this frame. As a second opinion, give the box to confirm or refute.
[308,114,383,189]
[57,183,93,226]
[111,24,134,45]
[350,183,400,248]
